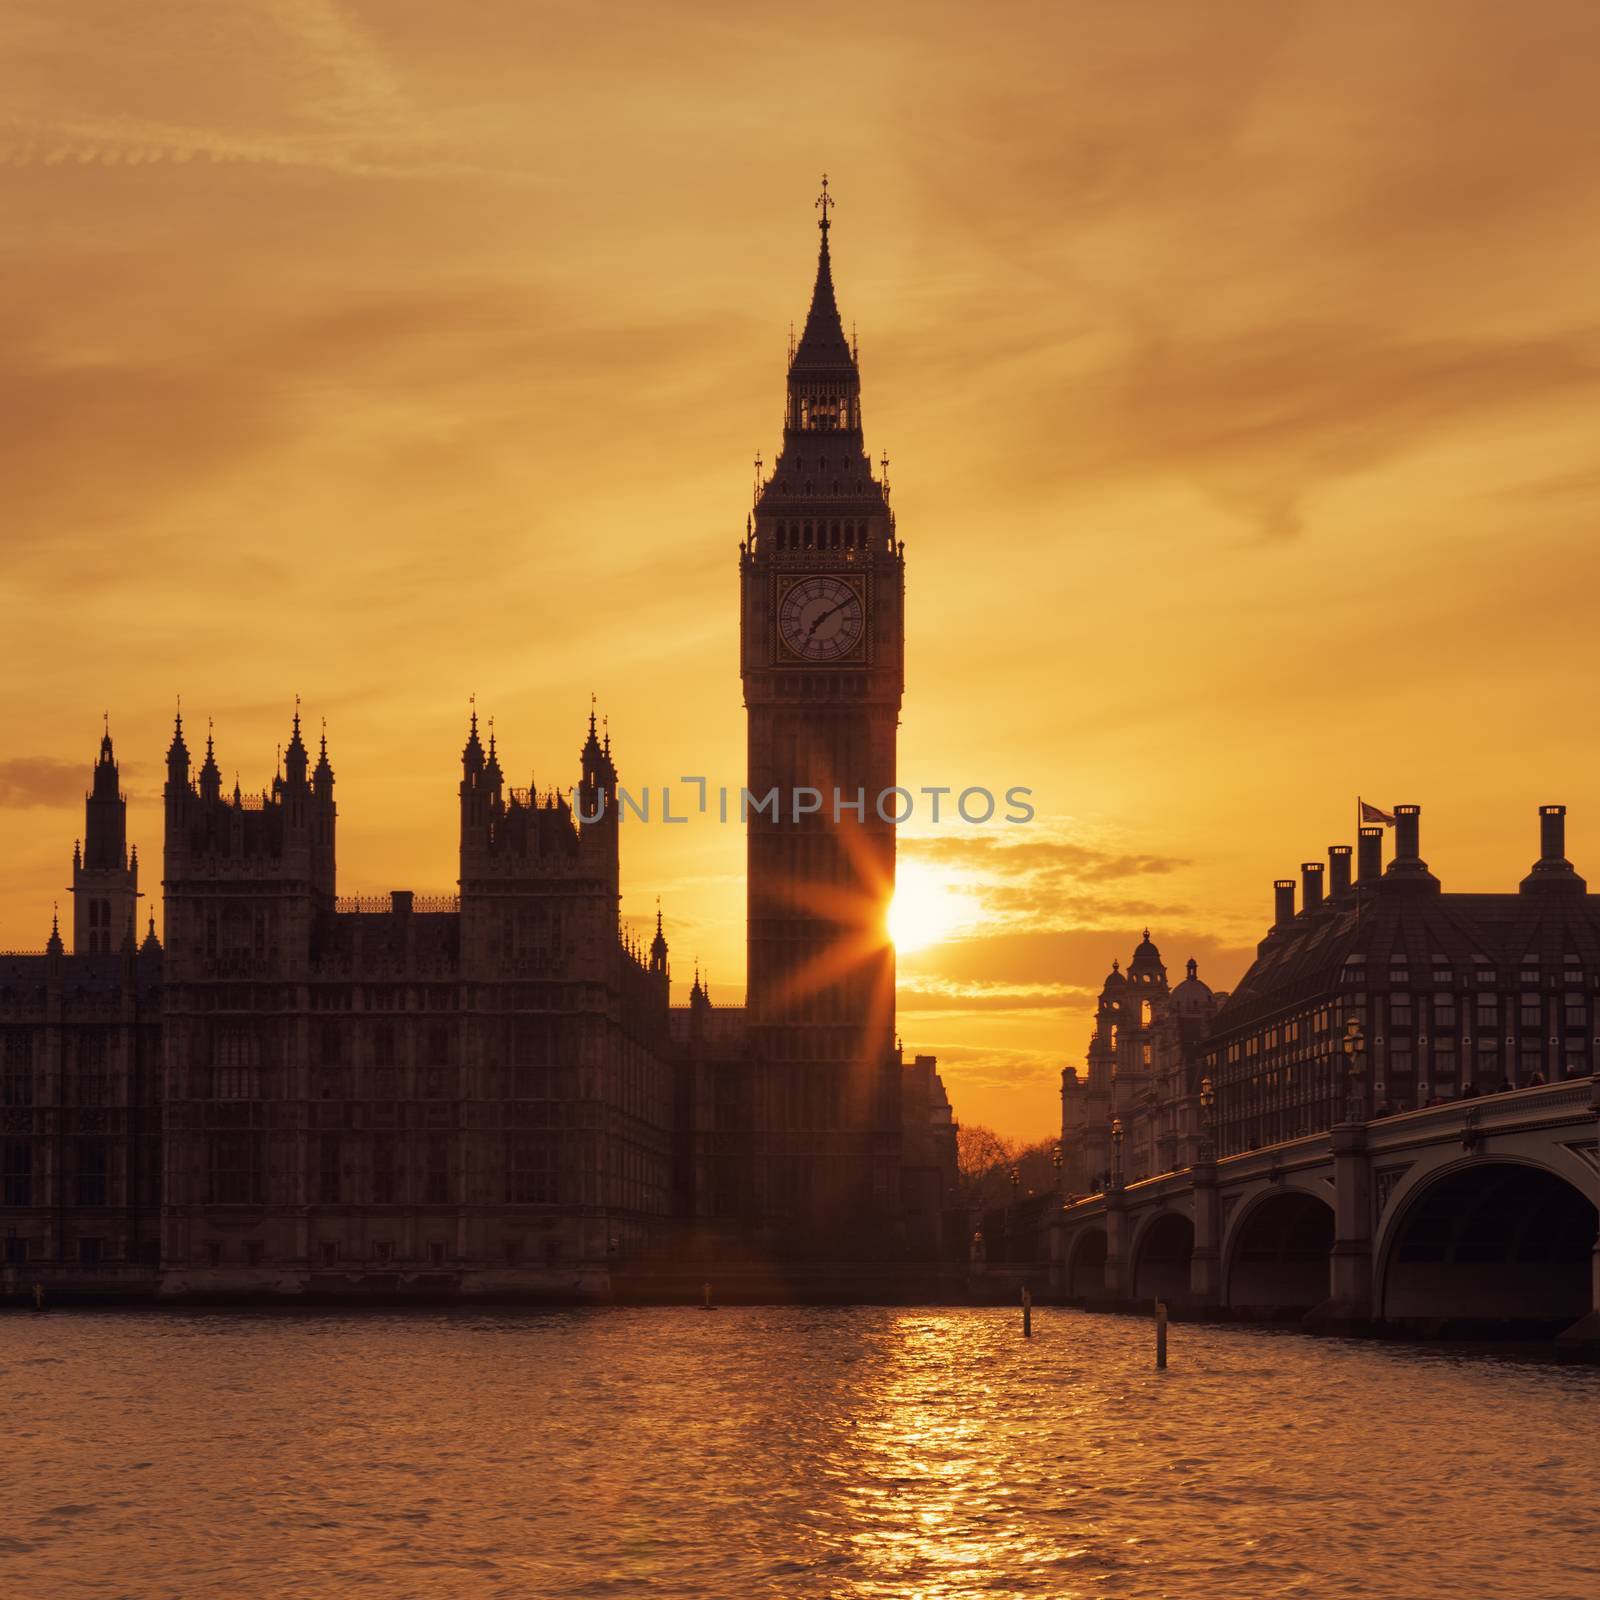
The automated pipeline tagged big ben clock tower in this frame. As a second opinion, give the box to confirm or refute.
[740,179,906,1251]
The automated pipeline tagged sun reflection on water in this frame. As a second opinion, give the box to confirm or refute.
[3,1306,1596,1598]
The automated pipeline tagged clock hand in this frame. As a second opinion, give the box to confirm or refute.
[804,599,850,640]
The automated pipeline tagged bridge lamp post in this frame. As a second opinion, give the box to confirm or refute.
[1199,1076,1216,1163]
[1110,1117,1125,1191]
[1051,1141,1063,1193]
[1342,1018,1367,1123]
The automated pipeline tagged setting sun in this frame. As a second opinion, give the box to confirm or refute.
[888,860,982,953]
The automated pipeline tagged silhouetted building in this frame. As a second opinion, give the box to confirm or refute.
[729,177,914,1254]
[1060,933,1223,1192]
[1,733,163,1280]
[1205,808,1600,1154]
[72,724,140,955]
[650,186,949,1263]
[146,706,675,1295]
[0,200,958,1299]
[1062,810,1600,1187]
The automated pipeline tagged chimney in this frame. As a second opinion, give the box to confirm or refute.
[390,889,413,915]
[1358,827,1383,883]
[1328,844,1352,897]
[1539,803,1566,863]
[1521,803,1586,895]
[1301,861,1324,912]
[1393,804,1421,863]
[1273,879,1296,927]
[1384,803,1440,887]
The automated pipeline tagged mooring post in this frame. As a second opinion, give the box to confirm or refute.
[1022,1285,1033,1338]
[1155,1299,1168,1369]
[702,1281,712,1310]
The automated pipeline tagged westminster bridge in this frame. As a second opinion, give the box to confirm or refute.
[1002,1078,1600,1352]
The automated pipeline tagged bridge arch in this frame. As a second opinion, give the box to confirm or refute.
[1131,1210,1194,1306]
[1224,1185,1335,1313]
[1376,1156,1597,1333]
[1065,1226,1107,1298]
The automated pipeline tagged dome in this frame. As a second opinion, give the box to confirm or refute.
[1170,956,1215,1014]
[1129,927,1163,970]
[1102,958,1127,988]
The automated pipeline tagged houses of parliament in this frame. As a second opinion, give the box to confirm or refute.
[0,200,959,1300]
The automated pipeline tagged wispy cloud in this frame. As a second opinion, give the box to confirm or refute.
[0,0,457,178]
[2,0,1597,1144]
[0,757,87,809]
[897,976,1091,1013]
[1063,324,1600,542]
[904,833,1188,881]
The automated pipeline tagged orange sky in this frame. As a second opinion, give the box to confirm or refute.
[3,1,1599,1141]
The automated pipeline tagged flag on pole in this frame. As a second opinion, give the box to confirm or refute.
[1359,798,1396,826]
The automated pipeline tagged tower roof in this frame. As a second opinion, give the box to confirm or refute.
[167,707,188,768]
[284,700,309,783]
[791,180,855,374]
[581,700,615,779]
[484,720,502,786]
[463,702,485,774]
[755,180,890,523]
[1171,956,1214,1014]
[313,721,334,790]
[90,717,120,800]
[1130,928,1164,972]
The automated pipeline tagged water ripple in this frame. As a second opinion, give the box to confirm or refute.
[1,1307,1596,1597]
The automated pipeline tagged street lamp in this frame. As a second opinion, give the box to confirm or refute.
[1110,1116,1125,1188]
[1051,1140,1063,1192]
[1342,1016,1367,1122]
[1199,1075,1216,1161]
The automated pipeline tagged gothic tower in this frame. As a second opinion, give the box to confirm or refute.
[72,722,139,953]
[456,706,618,980]
[159,705,337,1274]
[739,182,906,1247]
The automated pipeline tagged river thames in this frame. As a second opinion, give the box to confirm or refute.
[3,1306,1595,1598]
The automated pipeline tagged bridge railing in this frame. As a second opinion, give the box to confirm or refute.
[1058,1079,1597,1224]
[1366,1077,1595,1155]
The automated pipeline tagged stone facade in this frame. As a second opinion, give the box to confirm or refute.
[1060,933,1222,1195]
[0,216,960,1300]
[0,940,163,1283]
[1060,806,1600,1194]
[734,201,911,1253]
[1205,807,1600,1156]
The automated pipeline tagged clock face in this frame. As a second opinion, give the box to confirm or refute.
[778,575,866,661]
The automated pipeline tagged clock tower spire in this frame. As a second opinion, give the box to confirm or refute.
[739,179,906,1253]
